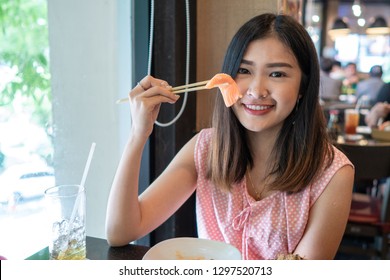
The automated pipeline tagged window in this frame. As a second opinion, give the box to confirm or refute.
[0,0,52,259]
[0,0,131,259]
[334,34,390,81]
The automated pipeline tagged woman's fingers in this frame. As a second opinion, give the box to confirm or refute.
[127,75,180,136]
[136,75,172,96]
[130,76,179,103]
[138,75,169,90]
[138,87,179,104]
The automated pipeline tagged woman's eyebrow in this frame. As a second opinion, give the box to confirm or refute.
[241,59,293,68]
[265,62,293,68]
[241,59,254,66]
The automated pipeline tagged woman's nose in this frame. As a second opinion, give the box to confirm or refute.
[247,78,269,99]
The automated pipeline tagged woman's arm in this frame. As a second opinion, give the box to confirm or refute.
[293,164,354,259]
[105,76,197,246]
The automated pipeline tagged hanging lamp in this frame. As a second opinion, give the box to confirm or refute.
[328,18,350,39]
[366,16,390,35]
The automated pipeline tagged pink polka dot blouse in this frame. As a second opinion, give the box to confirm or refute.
[194,128,353,260]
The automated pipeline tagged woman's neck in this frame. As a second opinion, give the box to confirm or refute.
[247,127,279,164]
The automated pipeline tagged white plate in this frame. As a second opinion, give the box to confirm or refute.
[356,126,371,135]
[344,134,364,141]
[142,237,241,260]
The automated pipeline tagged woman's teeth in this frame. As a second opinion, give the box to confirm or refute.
[245,104,272,110]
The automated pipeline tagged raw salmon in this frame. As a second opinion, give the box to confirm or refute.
[205,73,242,107]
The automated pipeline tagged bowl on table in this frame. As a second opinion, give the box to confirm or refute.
[142,237,241,260]
[371,129,390,142]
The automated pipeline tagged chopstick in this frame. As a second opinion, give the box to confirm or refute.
[171,80,209,91]
[172,85,207,94]
[116,80,209,104]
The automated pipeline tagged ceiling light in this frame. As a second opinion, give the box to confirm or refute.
[328,18,350,39]
[312,15,320,23]
[366,16,390,35]
[352,1,362,17]
[357,18,366,27]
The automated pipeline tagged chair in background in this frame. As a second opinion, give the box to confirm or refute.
[336,143,390,259]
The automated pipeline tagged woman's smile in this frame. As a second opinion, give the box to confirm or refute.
[243,103,275,115]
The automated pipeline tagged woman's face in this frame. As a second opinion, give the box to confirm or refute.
[232,37,302,134]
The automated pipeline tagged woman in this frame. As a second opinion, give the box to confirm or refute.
[106,13,354,260]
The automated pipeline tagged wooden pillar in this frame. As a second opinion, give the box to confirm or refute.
[150,0,197,245]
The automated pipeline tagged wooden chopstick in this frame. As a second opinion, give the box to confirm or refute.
[172,85,207,94]
[171,80,209,91]
[116,80,210,104]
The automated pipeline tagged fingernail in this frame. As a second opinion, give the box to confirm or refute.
[161,81,172,89]
[168,95,180,104]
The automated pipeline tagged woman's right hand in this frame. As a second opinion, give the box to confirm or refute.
[127,75,180,138]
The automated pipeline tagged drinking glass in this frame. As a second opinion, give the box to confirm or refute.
[44,184,86,260]
[344,109,360,135]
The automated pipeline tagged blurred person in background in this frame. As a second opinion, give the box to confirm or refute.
[329,60,344,81]
[365,82,390,128]
[363,83,390,197]
[356,65,384,106]
[319,57,342,102]
[342,62,360,95]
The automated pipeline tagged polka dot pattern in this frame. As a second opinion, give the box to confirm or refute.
[194,128,353,260]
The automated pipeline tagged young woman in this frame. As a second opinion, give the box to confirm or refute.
[106,13,354,260]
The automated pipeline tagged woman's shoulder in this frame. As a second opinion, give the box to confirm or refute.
[198,127,214,136]
[321,145,354,179]
[332,145,354,168]
[196,128,214,145]
[194,127,214,149]
[303,145,353,207]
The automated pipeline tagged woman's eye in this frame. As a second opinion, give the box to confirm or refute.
[237,68,250,74]
[270,72,285,78]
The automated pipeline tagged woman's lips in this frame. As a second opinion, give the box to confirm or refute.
[243,103,274,115]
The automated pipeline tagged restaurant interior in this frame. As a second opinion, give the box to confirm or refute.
[135,0,390,260]
[0,0,389,260]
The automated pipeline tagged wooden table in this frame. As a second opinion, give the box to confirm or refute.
[26,236,150,260]
[336,133,390,147]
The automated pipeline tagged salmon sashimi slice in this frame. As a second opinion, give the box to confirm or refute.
[205,73,242,107]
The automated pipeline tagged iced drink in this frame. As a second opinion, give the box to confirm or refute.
[45,185,86,260]
[344,109,360,135]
